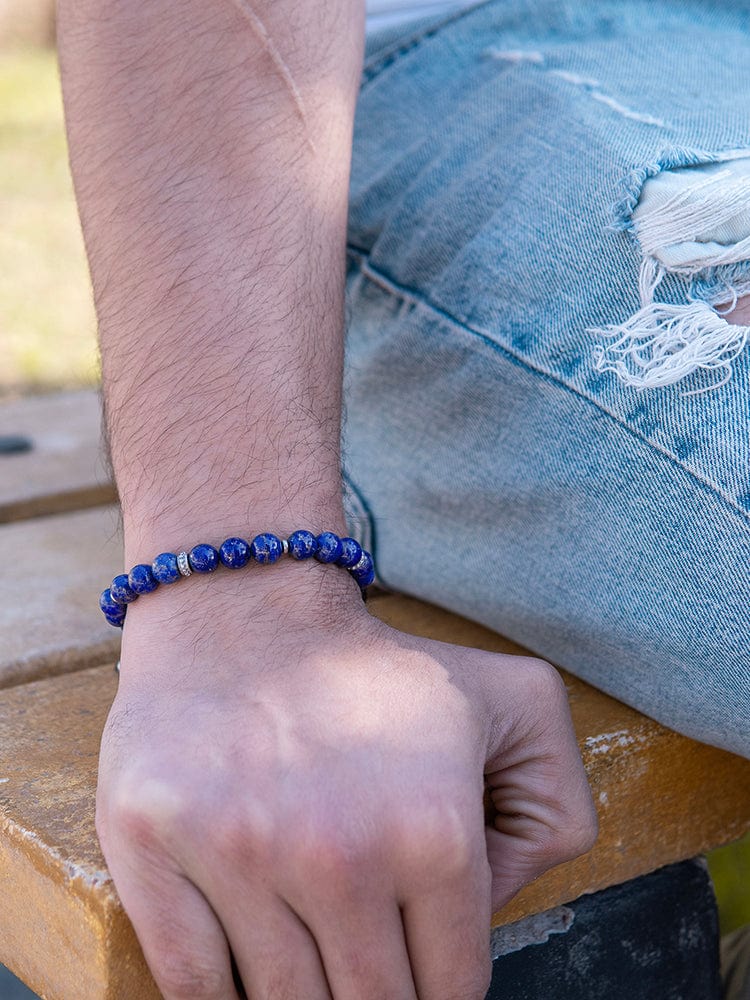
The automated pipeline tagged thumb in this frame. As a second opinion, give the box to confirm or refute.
[479,656,598,911]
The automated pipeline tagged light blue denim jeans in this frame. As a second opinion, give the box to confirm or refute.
[341,0,750,758]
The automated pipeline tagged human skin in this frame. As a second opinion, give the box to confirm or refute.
[57,1,598,997]
[725,295,750,326]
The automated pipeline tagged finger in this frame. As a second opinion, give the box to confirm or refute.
[108,857,240,1000]
[485,772,595,911]
[303,895,418,1000]
[218,893,334,1000]
[483,661,598,909]
[400,839,492,1000]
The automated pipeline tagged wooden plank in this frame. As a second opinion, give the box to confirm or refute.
[0,390,116,523]
[0,506,122,690]
[0,666,158,1000]
[1,596,749,999]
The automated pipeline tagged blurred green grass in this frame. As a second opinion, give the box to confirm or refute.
[1,46,748,934]
[711,832,750,934]
[0,48,98,399]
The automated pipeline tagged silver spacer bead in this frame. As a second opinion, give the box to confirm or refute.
[177,551,192,577]
[281,538,289,555]
[351,552,368,573]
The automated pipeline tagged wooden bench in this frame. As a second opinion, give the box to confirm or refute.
[1,389,749,999]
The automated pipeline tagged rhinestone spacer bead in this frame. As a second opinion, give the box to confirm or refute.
[177,551,192,577]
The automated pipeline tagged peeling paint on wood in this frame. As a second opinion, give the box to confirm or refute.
[491,905,575,958]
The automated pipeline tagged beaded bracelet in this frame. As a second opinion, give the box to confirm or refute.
[99,530,375,628]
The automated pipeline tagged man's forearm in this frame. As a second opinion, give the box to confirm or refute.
[58,0,365,564]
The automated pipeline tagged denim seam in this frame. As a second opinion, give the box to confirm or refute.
[341,467,389,589]
[346,246,750,527]
[361,0,493,88]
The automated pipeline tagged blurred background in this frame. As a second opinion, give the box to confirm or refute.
[0,0,97,403]
[0,3,747,995]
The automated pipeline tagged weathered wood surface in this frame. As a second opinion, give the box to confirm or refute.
[1,595,749,1000]
[0,390,116,523]
[0,666,157,1000]
[0,506,122,690]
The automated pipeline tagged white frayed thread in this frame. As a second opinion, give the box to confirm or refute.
[593,165,750,390]
[715,276,750,313]
[593,301,750,392]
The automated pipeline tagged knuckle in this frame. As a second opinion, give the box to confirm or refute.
[559,807,599,859]
[314,833,367,876]
[389,801,480,897]
[414,792,477,848]
[303,826,374,893]
[107,777,189,854]
[109,802,163,854]
[524,657,568,703]
[409,808,475,874]
[211,802,274,866]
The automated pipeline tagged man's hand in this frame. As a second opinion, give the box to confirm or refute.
[97,567,596,1000]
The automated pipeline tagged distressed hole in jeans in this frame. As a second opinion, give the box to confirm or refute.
[592,151,750,393]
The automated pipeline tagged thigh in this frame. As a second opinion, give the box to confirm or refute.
[342,0,750,757]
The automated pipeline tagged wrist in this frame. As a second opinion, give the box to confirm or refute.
[121,497,349,569]
[111,525,371,635]
[120,556,370,660]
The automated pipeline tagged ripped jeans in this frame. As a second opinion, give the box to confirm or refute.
[341,0,750,758]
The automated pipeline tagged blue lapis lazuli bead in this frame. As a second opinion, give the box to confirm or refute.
[152,552,180,584]
[251,533,283,564]
[100,588,127,627]
[189,543,219,573]
[128,563,158,594]
[336,537,363,568]
[356,565,376,588]
[110,573,138,604]
[104,606,126,628]
[219,537,250,569]
[350,552,375,588]
[287,529,318,560]
[315,531,342,563]
[100,588,123,615]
